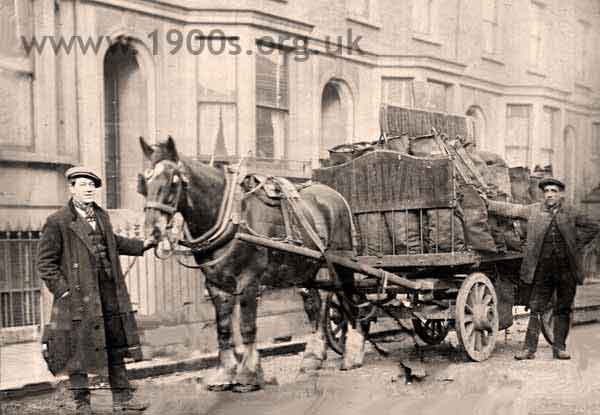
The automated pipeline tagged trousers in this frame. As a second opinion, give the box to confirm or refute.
[524,255,576,352]
[69,267,132,402]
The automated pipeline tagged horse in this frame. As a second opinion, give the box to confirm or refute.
[139,136,367,392]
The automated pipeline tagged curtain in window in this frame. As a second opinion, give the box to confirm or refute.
[256,49,289,159]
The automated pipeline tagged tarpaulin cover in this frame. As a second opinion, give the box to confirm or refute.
[313,150,454,213]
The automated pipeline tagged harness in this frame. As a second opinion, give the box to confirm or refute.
[143,159,357,278]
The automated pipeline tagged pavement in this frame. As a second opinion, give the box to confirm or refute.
[2,281,600,401]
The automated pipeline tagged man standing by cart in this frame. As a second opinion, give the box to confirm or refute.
[37,166,156,413]
[486,177,599,360]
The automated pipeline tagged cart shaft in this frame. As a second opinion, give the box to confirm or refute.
[236,233,423,290]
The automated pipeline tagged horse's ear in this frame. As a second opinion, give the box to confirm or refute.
[166,136,178,160]
[140,136,154,159]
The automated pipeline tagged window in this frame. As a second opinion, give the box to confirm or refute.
[529,2,545,70]
[412,0,435,37]
[576,20,590,82]
[381,78,415,108]
[482,0,500,55]
[0,0,33,57]
[505,105,531,167]
[538,107,558,170]
[426,80,450,112]
[592,123,600,157]
[256,45,289,159]
[197,38,238,158]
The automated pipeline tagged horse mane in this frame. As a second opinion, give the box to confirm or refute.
[177,154,225,188]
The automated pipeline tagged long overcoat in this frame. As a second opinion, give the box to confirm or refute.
[37,200,144,375]
[487,200,599,285]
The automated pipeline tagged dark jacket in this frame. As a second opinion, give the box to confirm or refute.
[487,200,599,285]
[37,200,144,375]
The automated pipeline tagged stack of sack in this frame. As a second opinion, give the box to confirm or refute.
[322,135,544,256]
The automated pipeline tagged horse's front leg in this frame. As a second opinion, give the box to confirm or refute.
[205,282,238,391]
[233,277,263,392]
[298,287,328,373]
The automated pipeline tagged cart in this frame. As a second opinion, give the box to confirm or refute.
[234,146,554,362]
[308,147,555,361]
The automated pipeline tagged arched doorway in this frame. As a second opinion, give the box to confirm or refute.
[320,80,354,159]
[103,42,148,210]
[563,126,576,201]
[466,106,486,148]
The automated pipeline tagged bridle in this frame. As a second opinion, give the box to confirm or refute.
[142,160,185,259]
[143,160,184,216]
[140,159,241,262]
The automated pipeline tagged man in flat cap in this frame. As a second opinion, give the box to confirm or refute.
[486,177,600,360]
[37,166,156,414]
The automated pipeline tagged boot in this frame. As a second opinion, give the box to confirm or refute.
[110,363,149,413]
[553,348,571,360]
[112,389,149,413]
[514,350,536,360]
[523,312,541,353]
[73,388,93,415]
[553,314,571,354]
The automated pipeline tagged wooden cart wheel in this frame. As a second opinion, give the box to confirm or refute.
[323,292,348,355]
[456,272,499,361]
[413,319,450,345]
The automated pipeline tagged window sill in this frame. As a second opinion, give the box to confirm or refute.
[412,34,442,47]
[346,15,381,30]
[0,150,77,167]
[526,68,546,78]
[481,53,505,66]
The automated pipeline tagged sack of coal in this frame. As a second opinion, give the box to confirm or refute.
[425,209,466,252]
[356,211,423,255]
[328,142,374,166]
[383,134,410,153]
[409,135,445,157]
[458,184,497,253]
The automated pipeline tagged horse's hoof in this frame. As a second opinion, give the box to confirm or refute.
[206,383,233,392]
[232,383,261,393]
[299,356,324,373]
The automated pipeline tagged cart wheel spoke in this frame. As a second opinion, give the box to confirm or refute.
[413,319,450,345]
[456,272,499,362]
[476,284,485,303]
[464,303,474,314]
[482,294,492,306]
[474,331,482,351]
[481,330,489,346]
[465,321,474,339]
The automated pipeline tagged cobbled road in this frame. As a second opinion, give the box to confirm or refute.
[3,319,600,415]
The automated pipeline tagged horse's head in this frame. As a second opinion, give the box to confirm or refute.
[139,136,187,253]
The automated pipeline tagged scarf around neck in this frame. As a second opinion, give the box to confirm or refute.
[72,198,97,224]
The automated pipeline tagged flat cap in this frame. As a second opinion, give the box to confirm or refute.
[538,177,565,191]
[65,166,102,187]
